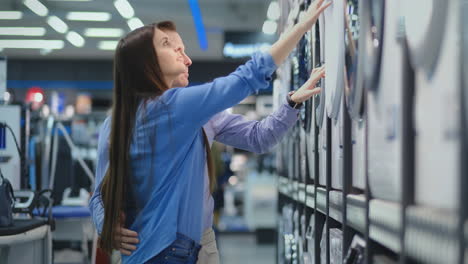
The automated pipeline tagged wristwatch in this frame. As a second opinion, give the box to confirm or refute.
[287,91,303,109]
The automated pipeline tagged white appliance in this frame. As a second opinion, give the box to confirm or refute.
[323,0,346,190]
[304,215,315,264]
[0,105,22,190]
[330,99,345,190]
[306,23,319,182]
[316,13,328,187]
[403,0,462,210]
[367,0,407,202]
[344,0,368,190]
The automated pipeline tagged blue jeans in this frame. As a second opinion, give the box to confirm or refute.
[146,233,201,264]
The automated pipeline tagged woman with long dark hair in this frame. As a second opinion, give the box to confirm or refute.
[93,1,330,263]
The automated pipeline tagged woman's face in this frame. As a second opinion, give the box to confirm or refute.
[153,28,188,87]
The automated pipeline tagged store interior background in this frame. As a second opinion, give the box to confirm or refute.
[1,0,468,263]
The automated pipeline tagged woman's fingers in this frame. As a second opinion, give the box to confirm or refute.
[120,235,140,244]
[120,228,139,238]
[318,1,333,14]
[120,242,137,251]
[120,249,132,256]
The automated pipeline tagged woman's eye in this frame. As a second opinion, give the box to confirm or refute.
[163,41,170,46]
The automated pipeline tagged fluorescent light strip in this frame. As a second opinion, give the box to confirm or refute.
[114,0,134,19]
[23,0,49,17]
[267,1,280,21]
[66,12,111,21]
[84,28,124,38]
[262,20,277,35]
[127,17,143,30]
[188,0,208,50]
[66,31,85,47]
[47,0,92,2]
[0,11,23,20]
[0,27,46,36]
[0,39,63,49]
[98,40,119,50]
[47,16,68,33]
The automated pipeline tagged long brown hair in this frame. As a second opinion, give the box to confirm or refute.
[99,21,215,255]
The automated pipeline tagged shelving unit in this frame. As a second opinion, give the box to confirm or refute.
[275,0,466,263]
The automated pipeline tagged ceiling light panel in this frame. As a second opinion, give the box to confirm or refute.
[66,31,85,47]
[0,11,23,20]
[47,16,68,33]
[0,27,46,36]
[127,17,143,30]
[0,39,64,49]
[66,12,111,21]
[84,28,124,38]
[98,40,118,50]
[23,0,49,17]
[114,0,134,19]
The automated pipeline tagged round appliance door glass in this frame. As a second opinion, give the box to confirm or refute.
[363,0,385,92]
[324,0,345,119]
[344,0,365,120]
[316,14,326,129]
[402,0,447,77]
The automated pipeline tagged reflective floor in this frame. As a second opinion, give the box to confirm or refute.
[54,232,276,263]
[218,233,275,264]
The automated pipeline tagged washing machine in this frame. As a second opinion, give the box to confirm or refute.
[298,9,312,184]
[367,0,411,202]
[304,215,315,264]
[403,0,462,210]
[316,12,328,187]
[305,20,319,183]
[322,0,346,190]
[343,0,368,191]
[293,208,302,263]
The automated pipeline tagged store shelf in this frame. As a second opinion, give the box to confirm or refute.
[306,184,315,209]
[369,199,402,253]
[298,183,306,202]
[346,194,366,234]
[316,187,327,215]
[405,206,460,264]
[328,190,343,223]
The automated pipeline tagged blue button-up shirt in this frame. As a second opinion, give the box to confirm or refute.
[88,52,299,263]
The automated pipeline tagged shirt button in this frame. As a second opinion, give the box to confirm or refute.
[172,248,175,251]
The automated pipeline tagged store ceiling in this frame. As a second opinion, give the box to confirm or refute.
[0,0,270,60]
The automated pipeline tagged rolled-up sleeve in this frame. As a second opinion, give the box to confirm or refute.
[213,99,299,154]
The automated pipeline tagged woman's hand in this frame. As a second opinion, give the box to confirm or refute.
[269,0,331,66]
[113,213,139,256]
[299,0,333,29]
[291,66,325,104]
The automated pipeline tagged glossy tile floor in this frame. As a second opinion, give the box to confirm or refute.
[217,233,276,264]
[54,233,276,263]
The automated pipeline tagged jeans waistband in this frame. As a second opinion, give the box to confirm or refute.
[172,232,201,251]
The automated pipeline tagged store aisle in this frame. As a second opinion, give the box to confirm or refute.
[217,233,275,264]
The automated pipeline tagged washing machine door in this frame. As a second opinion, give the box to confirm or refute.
[324,0,346,119]
[344,0,366,120]
[402,0,448,77]
[315,14,326,129]
[363,0,385,92]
